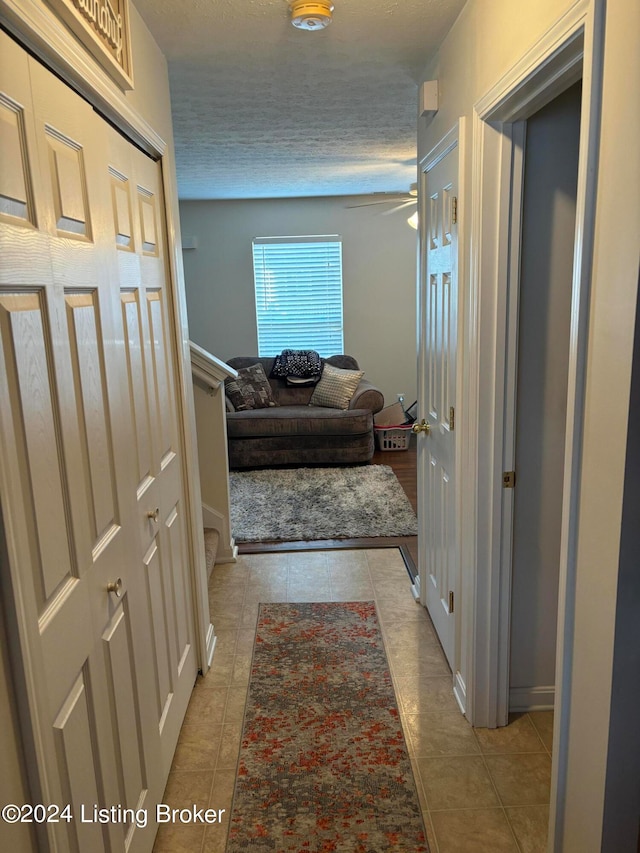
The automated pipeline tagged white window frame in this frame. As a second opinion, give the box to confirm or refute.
[252,235,344,356]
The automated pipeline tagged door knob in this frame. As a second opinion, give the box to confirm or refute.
[107,578,123,597]
[412,419,431,435]
[147,507,160,522]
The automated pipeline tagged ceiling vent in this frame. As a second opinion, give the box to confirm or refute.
[290,1,334,30]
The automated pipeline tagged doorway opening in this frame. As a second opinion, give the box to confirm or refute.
[509,81,583,717]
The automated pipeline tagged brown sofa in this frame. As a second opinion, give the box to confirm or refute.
[225,355,384,468]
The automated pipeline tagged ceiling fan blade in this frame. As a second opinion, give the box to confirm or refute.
[346,196,415,209]
[346,200,401,208]
[381,200,418,215]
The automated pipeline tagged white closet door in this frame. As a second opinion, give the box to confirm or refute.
[0,32,195,853]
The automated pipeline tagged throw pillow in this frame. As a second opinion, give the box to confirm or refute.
[225,363,278,411]
[309,363,364,410]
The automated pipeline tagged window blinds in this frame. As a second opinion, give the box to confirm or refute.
[252,236,344,357]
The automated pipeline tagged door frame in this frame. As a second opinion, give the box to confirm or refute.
[464,0,603,844]
[417,118,466,706]
[0,0,214,670]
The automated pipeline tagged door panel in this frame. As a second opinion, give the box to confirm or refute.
[121,289,154,488]
[65,290,119,544]
[46,129,91,237]
[107,126,196,774]
[0,98,32,221]
[0,292,73,603]
[102,605,148,811]
[418,140,459,668]
[143,539,173,722]
[53,671,109,853]
[165,503,191,669]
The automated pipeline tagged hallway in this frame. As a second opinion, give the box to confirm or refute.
[153,548,552,852]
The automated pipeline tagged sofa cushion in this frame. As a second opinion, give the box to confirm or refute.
[224,363,278,411]
[309,363,364,410]
[226,406,372,439]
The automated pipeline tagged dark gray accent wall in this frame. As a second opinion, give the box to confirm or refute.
[601,264,640,853]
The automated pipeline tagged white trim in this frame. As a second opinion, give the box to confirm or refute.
[463,108,483,727]
[190,341,238,389]
[411,575,420,601]
[550,4,604,847]
[453,671,467,715]
[202,502,238,564]
[419,122,459,172]
[466,116,517,727]
[213,550,238,566]
[476,2,586,122]
[497,121,526,726]
[509,686,555,713]
[205,627,217,670]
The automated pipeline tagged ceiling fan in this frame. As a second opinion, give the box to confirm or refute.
[346,183,418,216]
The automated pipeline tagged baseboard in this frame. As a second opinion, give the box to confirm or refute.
[204,624,217,670]
[202,502,237,563]
[509,685,555,711]
[454,671,467,715]
[411,572,421,600]
[216,539,238,563]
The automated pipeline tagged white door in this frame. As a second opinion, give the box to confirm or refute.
[0,33,195,852]
[416,135,459,668]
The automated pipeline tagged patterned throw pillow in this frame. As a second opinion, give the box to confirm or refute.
[225,363,278,411]
[309,363,364,410]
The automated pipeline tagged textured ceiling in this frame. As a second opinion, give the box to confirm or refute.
[134,0,466,199]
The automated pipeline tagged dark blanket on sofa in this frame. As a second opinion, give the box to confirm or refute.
[271,349,322,380]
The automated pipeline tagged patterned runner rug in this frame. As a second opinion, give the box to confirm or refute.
[229,465,417,542]
[227,602,429,852]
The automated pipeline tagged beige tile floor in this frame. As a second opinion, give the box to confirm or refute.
[153,548,553,853]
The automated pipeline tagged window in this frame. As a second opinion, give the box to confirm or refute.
[252,235,343,356]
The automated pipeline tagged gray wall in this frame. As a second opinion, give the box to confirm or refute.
[179,196,418,406]
[509,83,582,702]
[602,265,640,852]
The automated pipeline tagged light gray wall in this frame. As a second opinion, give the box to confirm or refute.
[179,196,418,406]
[509,83,582,699]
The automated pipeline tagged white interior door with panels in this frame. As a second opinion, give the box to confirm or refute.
[0,32,196,852]
[416,125,461,672]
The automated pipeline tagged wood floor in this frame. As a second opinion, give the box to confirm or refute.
[236,435,419,575]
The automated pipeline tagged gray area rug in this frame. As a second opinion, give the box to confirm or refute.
[229,465,418,542]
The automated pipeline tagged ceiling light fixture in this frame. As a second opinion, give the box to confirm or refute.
[407,211,419,230]
[290,1,334,31]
